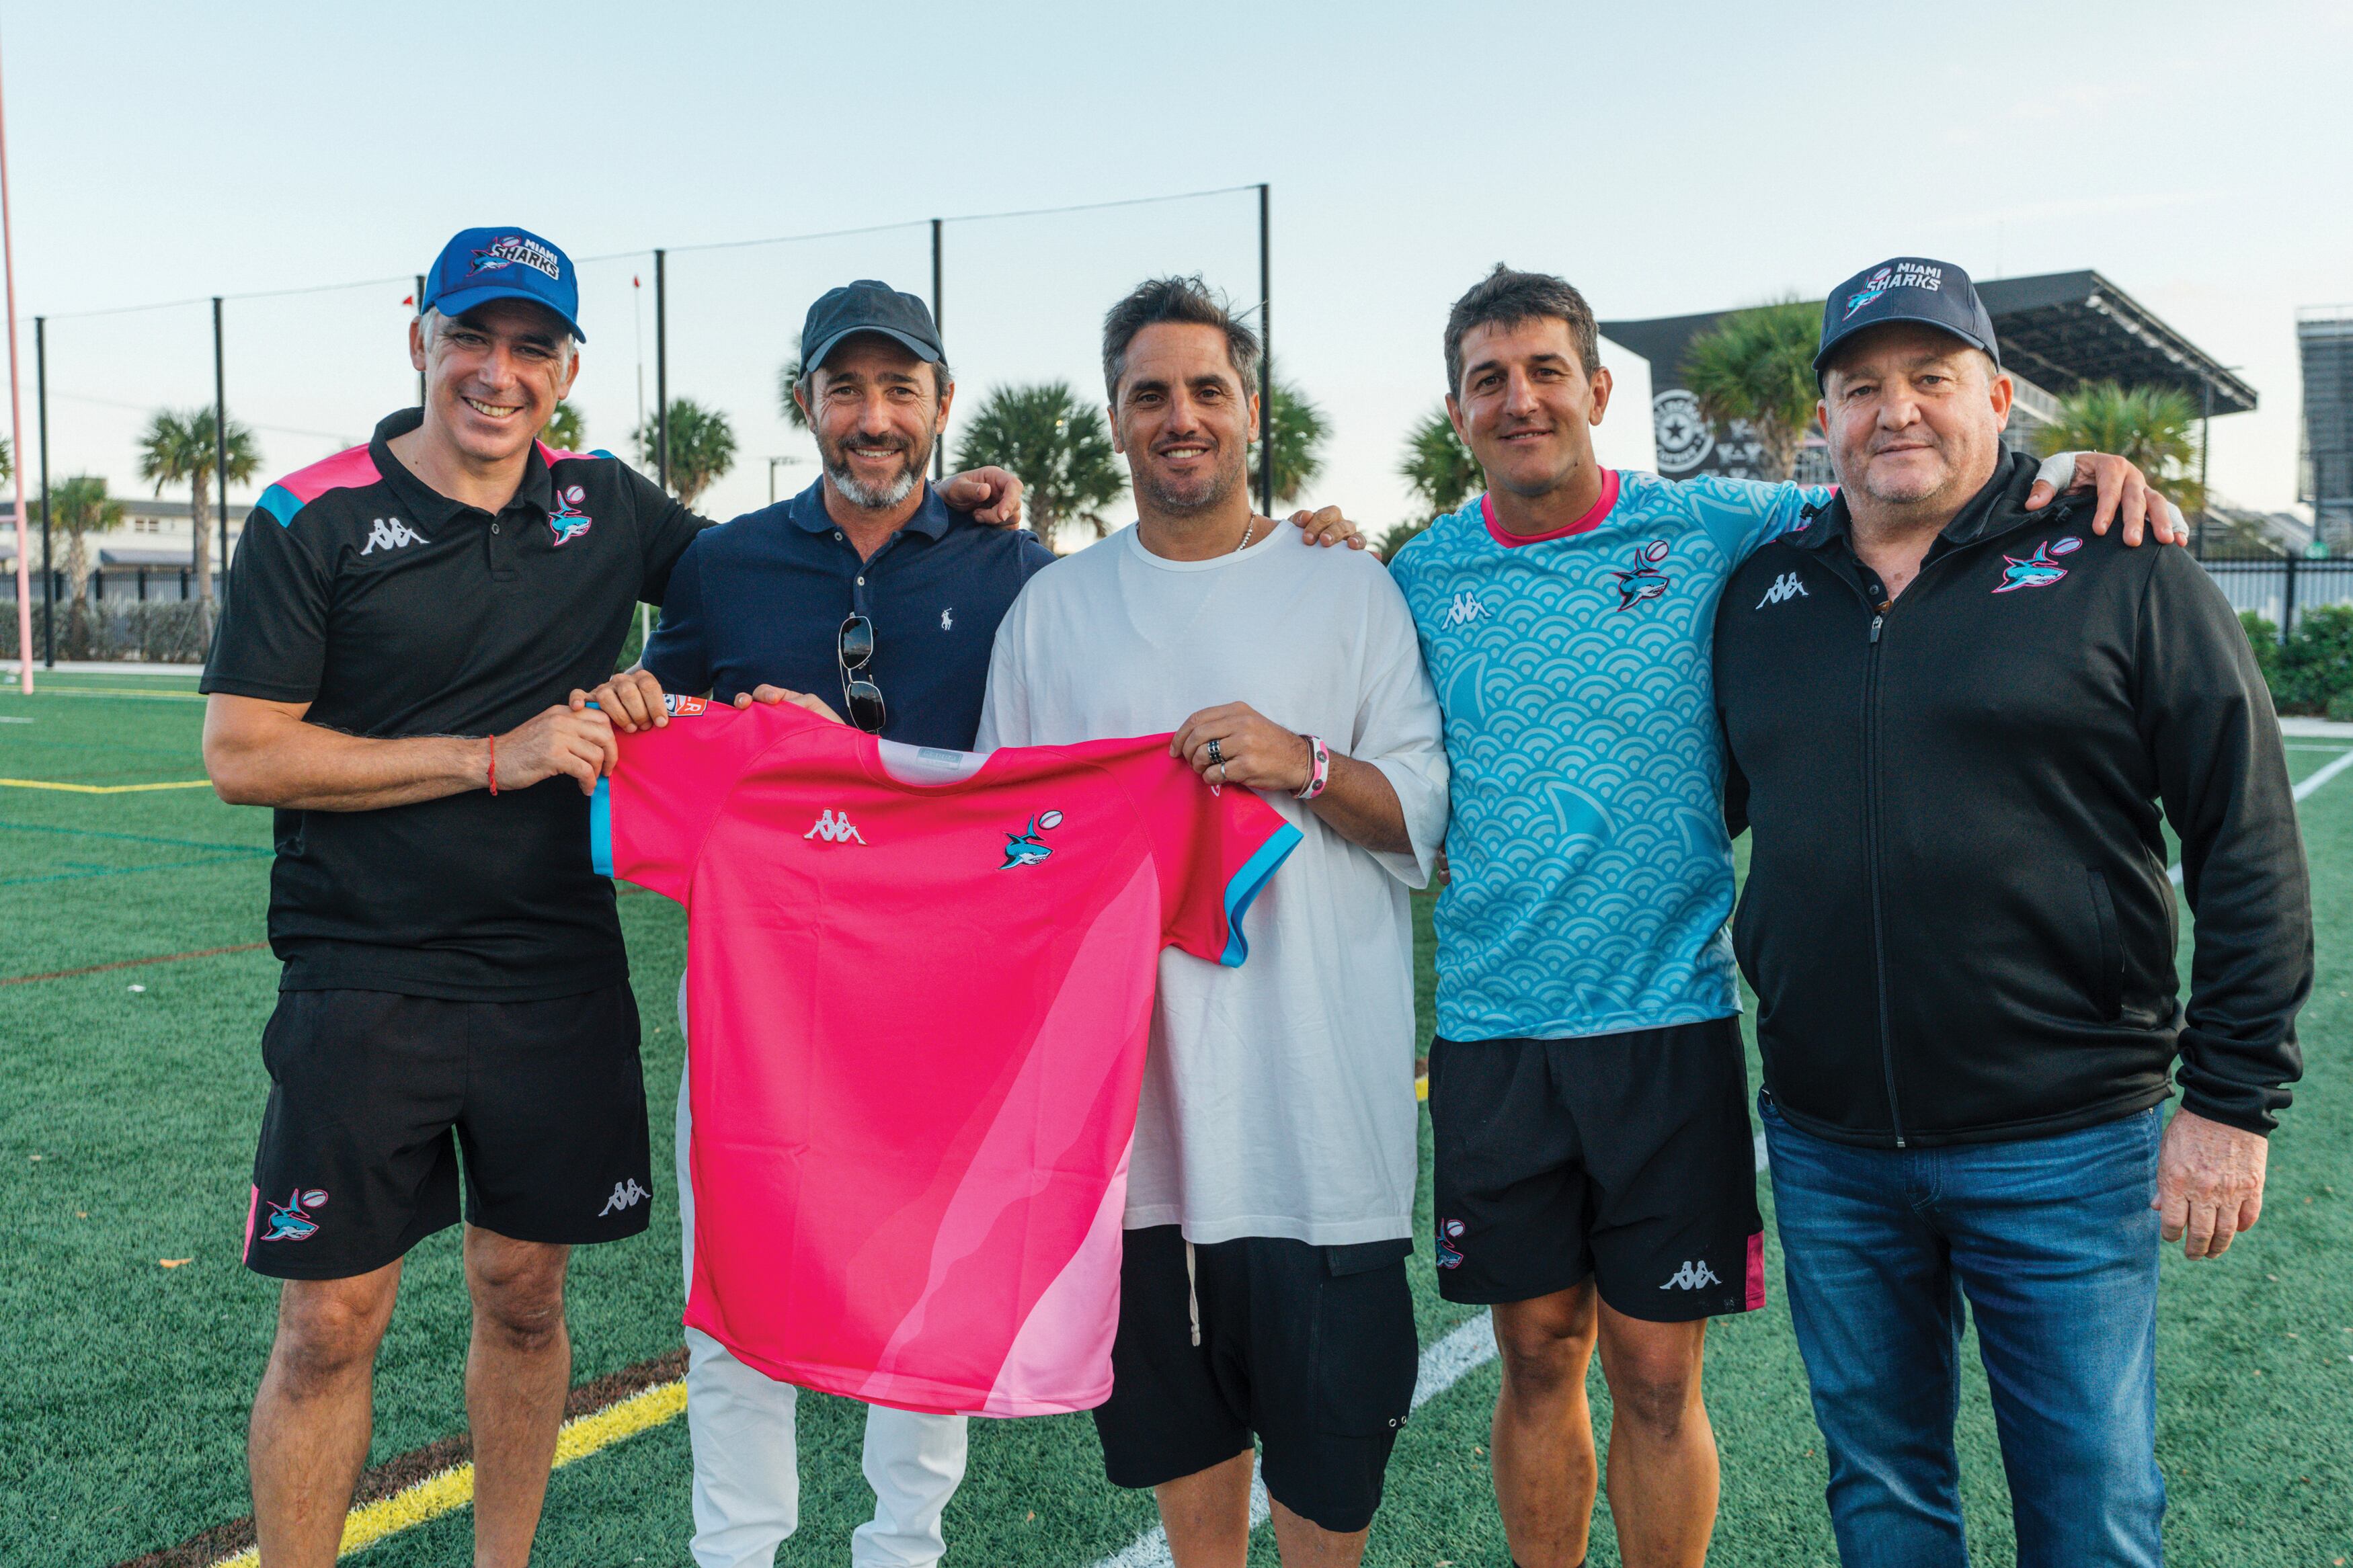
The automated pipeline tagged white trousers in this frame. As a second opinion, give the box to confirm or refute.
[676,979,969,1568]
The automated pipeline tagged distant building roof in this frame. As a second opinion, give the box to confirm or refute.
[1603,268,2255,415]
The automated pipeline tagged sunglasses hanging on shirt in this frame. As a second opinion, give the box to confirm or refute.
[837,613,888,735]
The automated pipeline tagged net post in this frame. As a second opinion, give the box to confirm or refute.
[932,216,945,482]
[0,38,29,693]
[36,312,48,666]
[415,274,426,406]
[655,249,670,492]
[1258,182,1272,518]
[214,296,229,615]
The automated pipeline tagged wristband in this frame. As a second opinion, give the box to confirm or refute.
[487,733,498,796]
[1295,735,1330,801]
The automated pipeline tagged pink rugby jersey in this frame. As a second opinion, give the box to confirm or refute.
[592,699,1300,1415]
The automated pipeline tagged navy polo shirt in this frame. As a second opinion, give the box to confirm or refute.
[641,479,1055,750]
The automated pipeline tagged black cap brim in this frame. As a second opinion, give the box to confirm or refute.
[1812,317,1997,377]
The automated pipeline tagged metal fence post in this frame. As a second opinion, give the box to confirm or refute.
[654,249,669,493]
[930,217,945,483]
[2282,551,2299,644]
[1257,183,1273,518]
[36,311,48,665]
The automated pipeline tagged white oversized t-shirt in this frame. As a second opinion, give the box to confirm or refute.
[978,523,1448,1246]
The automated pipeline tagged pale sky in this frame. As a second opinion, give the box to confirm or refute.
[2,0,2345,530]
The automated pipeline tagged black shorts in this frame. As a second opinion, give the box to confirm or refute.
[1092,1227,1419,1535]
[242,985,652,1280]
[1427,1016,1764,1321]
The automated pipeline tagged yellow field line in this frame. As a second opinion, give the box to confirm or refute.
[0,777,214,794]
[208,1378,688,1567]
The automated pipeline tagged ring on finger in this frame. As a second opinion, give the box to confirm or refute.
[1206,737,1225,768]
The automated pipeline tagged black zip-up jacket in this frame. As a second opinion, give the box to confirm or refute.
[1714,450,2310,1147]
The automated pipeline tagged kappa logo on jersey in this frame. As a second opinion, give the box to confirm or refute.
[941,607,955,632]
[359,517,428,555]
[1992,536,2083,594]
[469,234,563,280]
[1606,540,1673,612]
[1661,1259,1722,1291]
[598,1178,651,1217]
[548,484,594,546]
[1755,571,1810,608]
[1443,590,1486,628]
[663,694,709,716]
[804,809,869,845]
[260,1187,329,1243]
[1435,1218,1466,1270]
[1000,810,1065,869]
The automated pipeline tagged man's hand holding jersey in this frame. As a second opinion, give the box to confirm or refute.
[579,669,844,742]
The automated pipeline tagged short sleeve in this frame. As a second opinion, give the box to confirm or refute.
[595,699,801,903]
[1131,755,1302,968]
[627,462,711,606]
[200,504,332,702]
[1693,478,1836,565]
[639,532,713,695]
[974,593,1033,750]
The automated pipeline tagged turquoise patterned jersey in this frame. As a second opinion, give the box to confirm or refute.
[1390,468,1831,1042]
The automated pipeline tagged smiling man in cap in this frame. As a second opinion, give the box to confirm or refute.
[202,231,1024,1568]
[1715,255,2311,1567]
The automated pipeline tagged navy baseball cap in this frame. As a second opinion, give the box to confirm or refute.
[1814,256,1997,380]
[420,226,585,342]
[801,280,943,375]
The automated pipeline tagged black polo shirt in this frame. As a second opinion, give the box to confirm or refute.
[641,478,1055,750]
[202,407,705,1000]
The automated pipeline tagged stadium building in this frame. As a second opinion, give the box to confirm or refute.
[1601,270,2257,494]
[2301,306,2353,552]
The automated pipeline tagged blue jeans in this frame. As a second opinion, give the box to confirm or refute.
[1760,1098,2165,1568]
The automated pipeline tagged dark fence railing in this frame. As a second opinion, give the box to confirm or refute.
[2199,556,2353,639]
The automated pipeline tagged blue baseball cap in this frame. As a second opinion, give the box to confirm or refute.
[420,226,585,343]
[1814,256,1997,380]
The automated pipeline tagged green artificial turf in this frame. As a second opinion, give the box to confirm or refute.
[2,676,2347,1567]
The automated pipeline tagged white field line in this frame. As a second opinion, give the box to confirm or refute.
[2168,745,2353,885]
[1086,1137,1773,1568]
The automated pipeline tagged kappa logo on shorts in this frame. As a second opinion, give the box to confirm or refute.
[598,1178,651,1217]
[1435,1218,1466,1270]
[260,1187,329,1242]
[804,809,869,845]
[1660,1259,1723,1291]
[1000,810,1064,869]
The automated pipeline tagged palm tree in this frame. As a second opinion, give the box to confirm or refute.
[2031,381,2206,515]
[777,337,807,432]
[1681,298,1820,482]
[952,382,1127,545]
[52,474,118,649]
[1380,406,1486,559]
[632,397,738,511]
[540,401,587,452]
[1247,364,1329,505]
[136,407,260,632]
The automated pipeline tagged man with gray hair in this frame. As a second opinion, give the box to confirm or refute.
[202,230,1025,1568]
[980,276,1449,1567]
[1714,257,2311,1567]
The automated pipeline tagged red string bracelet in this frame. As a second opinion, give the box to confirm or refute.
[487,733,498,796]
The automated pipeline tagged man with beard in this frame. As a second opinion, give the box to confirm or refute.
[978,276,1448,1567]
[586,279,1363,1568]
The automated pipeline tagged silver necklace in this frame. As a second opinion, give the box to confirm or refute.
[1234,517,1258,553]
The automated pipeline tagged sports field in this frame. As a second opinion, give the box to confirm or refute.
[3,667,2348,1567]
